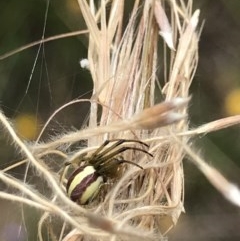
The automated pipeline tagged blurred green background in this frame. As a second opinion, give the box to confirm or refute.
[0,0,240,240]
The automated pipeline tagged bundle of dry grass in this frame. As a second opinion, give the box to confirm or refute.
[1,0,240,241]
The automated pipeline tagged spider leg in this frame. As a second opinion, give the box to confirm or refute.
[65,161,71,167]
[91,139,149,160]
[93,146,152,169]
[116,156,143,169]
[97,157,143,174]
[90,139,125,160]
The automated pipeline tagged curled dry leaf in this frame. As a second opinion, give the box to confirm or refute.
[129,97,190,129]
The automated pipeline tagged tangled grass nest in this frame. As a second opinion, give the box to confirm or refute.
[1,0,240,240]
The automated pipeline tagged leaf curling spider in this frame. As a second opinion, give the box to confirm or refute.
[65,139,152,205]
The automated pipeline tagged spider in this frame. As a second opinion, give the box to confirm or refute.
[65,139,152,205]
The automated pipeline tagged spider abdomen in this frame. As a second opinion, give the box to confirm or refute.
[66,165,104,204]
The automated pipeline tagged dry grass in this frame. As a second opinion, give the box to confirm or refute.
[1,0,240,241]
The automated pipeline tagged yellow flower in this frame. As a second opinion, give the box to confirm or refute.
[14,114,40,140]
[224,89,240,115]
